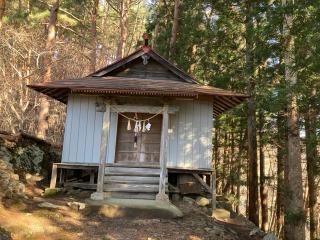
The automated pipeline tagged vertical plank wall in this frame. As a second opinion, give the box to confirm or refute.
[61,95,213,170]
[168,100,213,169]
[61,95,117,164]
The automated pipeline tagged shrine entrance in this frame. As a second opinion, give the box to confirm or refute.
[115,113,162,166]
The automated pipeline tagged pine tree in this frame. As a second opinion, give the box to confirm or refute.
[117,0,129,59]
[89,0,99,72]
[37,0,59,139]
[169,0,180,60]
[245,0,259,226]
[282,1,305,239]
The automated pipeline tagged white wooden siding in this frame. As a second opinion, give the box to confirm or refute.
[62,95,213,170]
[168,100,213,169]
[62,95,117,164]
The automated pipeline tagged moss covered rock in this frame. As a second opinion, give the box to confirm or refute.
[0,146,25,199]
[13,145,44,174]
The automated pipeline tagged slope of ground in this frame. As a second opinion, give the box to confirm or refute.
[0,177,265,240]
[0,132,268,240]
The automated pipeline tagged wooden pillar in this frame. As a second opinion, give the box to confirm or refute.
[156,105,169,201]
[92,101,111,200]
[50,163,58,189]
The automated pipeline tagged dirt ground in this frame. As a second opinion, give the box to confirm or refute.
[0,178,264,240]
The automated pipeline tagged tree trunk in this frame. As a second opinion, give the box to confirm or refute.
[89,0,99,72]
[169,0,180,60]
[305,89,318,240]
[36,0,59,139]
[152,0,165,49]
[245,1,259,226]
[153,21,160,48]
[259,113,268,231]
[0,0,5,28]
[117,0,129,59]
[188,44,197,74]
[214,119,220,194]
[236,128,246,214]
[222,132,228,192]
[230,129,235,196]
[282,1,305,239]
[276,113,286,238]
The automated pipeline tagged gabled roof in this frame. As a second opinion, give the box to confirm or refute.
[27,44,248,117]
[89,46,198,84]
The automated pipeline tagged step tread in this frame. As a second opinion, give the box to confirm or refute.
[104,175,167,184]
[103,192,156,200]
[105,172,161,177]
[104,183,168,193]
[106,164,160,169]
[104,180,168,184]
[105,167,161,175]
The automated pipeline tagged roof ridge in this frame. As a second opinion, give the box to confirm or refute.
[148,49,198,84]
[87,47,144,77]
[86,46,199,84]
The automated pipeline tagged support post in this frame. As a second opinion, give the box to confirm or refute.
[90,170,95,184]
[91,101,111,200]
[211,171,216,212]
[156,105,169,201]
[50,163,58,189]
[192,173,212,193]
[59,168,64,185]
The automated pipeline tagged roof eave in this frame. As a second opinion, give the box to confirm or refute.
[27,83,247,117]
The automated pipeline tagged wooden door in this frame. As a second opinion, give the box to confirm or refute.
[115,113,162,165]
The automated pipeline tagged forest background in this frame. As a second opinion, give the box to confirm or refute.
[0,1,319,240]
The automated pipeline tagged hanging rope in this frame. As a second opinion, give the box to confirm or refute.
[111,106,163,122]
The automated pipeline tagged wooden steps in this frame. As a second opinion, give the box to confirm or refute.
[103,192,156,200]
[104,175,160,184]
[103,165,167,200]
[105,166,161,175]
[104,183,159,192]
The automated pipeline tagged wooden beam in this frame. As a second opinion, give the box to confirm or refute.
[156,105,169,201]
[41,88,55,95]
[168,167,213,174]
[213,102,227,113]
[215,99,233,110]
[53,89,69,99]
[231,96,243,104]
[65,182,96,190]
[112,105,178,114]
[192,173,212,193]
[52,162,99,170]
[213,111,219,117]
[50,164,58,189]
[213,105,222,114]
[220,96,239,106]
[96,101,111,196]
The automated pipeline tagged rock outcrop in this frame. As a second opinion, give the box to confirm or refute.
[0,131,61,200]
[13,145,44,175]
[0,146,25,199]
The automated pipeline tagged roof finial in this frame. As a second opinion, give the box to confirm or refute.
[143,33,149,46]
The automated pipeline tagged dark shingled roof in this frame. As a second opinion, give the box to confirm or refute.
[27,47,248,117]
